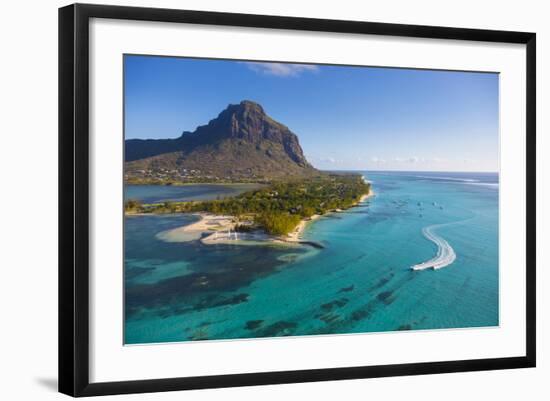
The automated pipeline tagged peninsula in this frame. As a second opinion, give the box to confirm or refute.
[125,100,372,245]
[126,174,372,246]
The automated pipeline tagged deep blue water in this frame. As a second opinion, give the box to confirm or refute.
[124,172,499,344]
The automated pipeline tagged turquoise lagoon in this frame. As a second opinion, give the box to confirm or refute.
[124,171,499,344]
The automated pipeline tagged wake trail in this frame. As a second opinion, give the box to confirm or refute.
[410,223,457,271]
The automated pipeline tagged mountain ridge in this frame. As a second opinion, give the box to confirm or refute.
[125,100,320,183]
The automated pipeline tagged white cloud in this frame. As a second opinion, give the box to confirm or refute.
[392,156,432,164]
[320,157,337,164]
[371,156,386,164]
[244,62,319,77]
[389,156,445,164]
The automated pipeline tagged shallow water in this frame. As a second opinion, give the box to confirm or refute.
[124,171,499,344]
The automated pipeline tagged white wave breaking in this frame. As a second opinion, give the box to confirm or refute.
[362,176,372,184]
[414,175,478,183]
[458,182,499,188]
[413,174,499,187]
[411,224,456,271]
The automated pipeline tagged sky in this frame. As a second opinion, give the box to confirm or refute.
[124,55,499,172]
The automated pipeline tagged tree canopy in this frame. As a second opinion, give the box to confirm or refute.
[125,174,370,235]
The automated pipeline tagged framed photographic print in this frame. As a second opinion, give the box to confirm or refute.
[58,3,536,397]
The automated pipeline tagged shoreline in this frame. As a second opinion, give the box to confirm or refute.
[155,188,374,247]
[283,188,375,243]
[156,213,235,243]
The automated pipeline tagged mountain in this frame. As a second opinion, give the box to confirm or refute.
[125,100,320,183]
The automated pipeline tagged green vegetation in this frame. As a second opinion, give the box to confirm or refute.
[256,212,302,236]
[124,199,142,212]
[125,174,370,236]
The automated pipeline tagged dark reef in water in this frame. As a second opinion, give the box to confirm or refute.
[351,304,375,322]
[124,245,298,318]
[298,240,325,249]
[370,273,395,291]
[189,329,209,341]
[194,293,249,311]
[338,285,355,293]
[245,320,264,330]
[316,297,349,325]
[255,321,297,337]
[318,313,341,324]
[125,266,155,281]
[320,298,349,312]
[376,290,396,305]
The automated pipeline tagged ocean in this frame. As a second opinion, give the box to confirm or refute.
[124,171,499,344]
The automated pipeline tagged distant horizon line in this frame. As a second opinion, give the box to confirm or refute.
[321,169,499,174]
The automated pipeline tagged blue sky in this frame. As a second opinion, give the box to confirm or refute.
[125,55,499,172]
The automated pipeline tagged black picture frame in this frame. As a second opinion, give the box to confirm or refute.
[59,3,536,397]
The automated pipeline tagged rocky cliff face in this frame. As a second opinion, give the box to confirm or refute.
[125,100,318,182]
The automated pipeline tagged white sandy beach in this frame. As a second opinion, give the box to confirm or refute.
[284,214,321,242]
[156,213,236,243]
[157,188,374,247]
